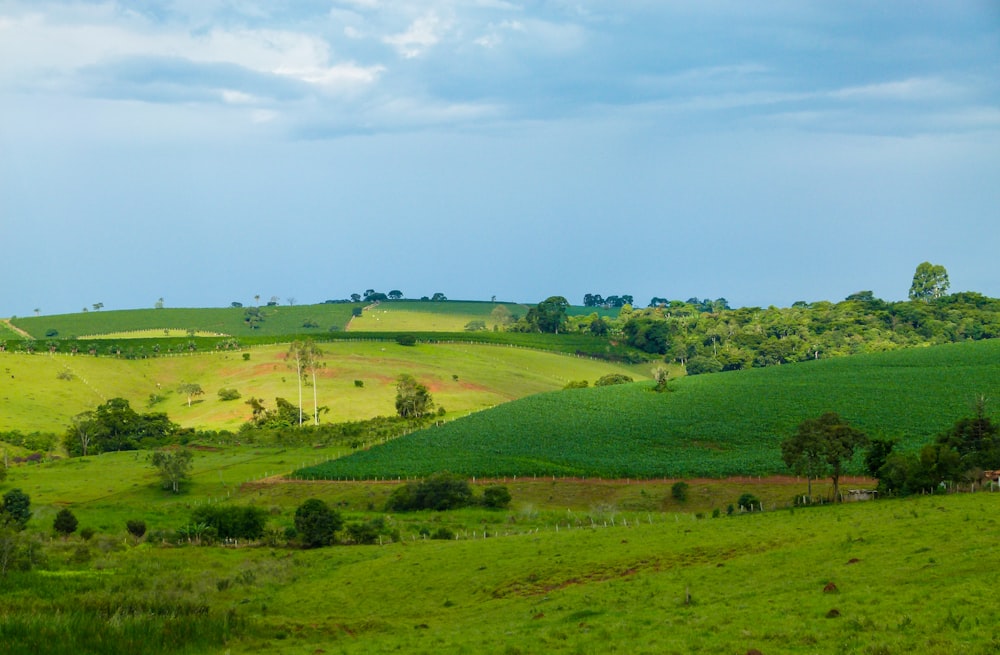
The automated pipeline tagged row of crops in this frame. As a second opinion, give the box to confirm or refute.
[295,339,1000,480]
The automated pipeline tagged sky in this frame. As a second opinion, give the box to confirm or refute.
[1,1,999,317]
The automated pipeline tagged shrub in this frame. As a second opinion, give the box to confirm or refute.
[737,493,761,511]
[354,380,364,388]
[345,518,387,545]
[482,485,512,509]
[1,489,31,528]
[686,356,723,376]
[53,508,78,537]
[191,506,268,541]
[294,499,342,548]
[431,527,455,540]
[126,519,147,540]
[594,373,634,387]
[79,526,95,541]
[671,481,690,502]
[385,473,474,512]
[396,334,417,346]
[563,380,589,390]
[242,353,251,361]
[217,388,242,401]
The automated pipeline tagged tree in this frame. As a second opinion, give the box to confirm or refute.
[527,296,569,333]
[53,508,78,538]
[490,304,513,328]
[294,498,342,548]
[154,297,164,309]
[908,261,950,301]
[300,340,325,426]
[934,395,999,470]
[287,342,307,426]
[92,302,103,311]
[431,292,448,302]
[151,448,193,494]
[395,374,434,419]
[177,382,204,407]
[782,412,868,501]
[68,411,96,457]
[388,290,403,300]
[350,293,362,303]
[1,489,31,529]
[126,519,147,541]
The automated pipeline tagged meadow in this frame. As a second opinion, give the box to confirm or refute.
[10,304,359,339]
[3,302,999,654]
[299,339,1000,480]
[0,341,648,434]
[2,461,998,655]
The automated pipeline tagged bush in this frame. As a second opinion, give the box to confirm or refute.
[431,526,455,540]
[191,506,268,541]
[53,508,78,537]
[482,485,512,509]
[396,334,417,346]
[126,519,147,539]
[354,380,364,388]
[594,373,634,387]
[737,493,761,511]
[79,526,96,541]
[294,499,342,548]
[386,473,474,512]
[686,356,723,376]
[671,481,690,502]
[217,388,242,401]
[563,380,589,390]
[1,489,31,528]
[345,518,387,545]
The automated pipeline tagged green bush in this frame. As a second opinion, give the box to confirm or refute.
[594,373,634,387]
[53,508,78,537]
[385,472,474,512]
[191,505,267,541]
[737,493,761,511]
[671,481,690,502]
[126,519,147,539]
[217,388,242,401]
[686,356,723,376]
[481,485,512,509]
[396,334,417,346]
[294,499,342,548]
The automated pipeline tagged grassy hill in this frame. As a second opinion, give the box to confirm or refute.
[348,300,531,331]
[0,342,652,434]
[300,339,1000,480]
[10,304,359,339]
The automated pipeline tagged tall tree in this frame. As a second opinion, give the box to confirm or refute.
[529,296,569,333]
[908,261,950,301]
[151,448,194,494]
[300,340,325,425]
[288,342,306,426]
[395,374,434,419]
[782,412,868,501]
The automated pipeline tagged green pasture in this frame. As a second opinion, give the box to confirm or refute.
[10,304,358,339]
[348,301,531,332]
[0,342,648,434]
[2,477,997,654]
[301,339,1000,480]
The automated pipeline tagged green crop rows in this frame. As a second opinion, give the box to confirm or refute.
[298,339,1000,480]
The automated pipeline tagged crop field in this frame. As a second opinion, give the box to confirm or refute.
[0,342,648,433]
[10,304,359,339]
[347,300,531,332]
[299,339,1000,480]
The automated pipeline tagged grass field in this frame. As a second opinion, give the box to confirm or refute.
[10,304,359,339]
[3,453,998,655]
[0,342,649,434]
[348,300,532,332]
[300,339,1000,480]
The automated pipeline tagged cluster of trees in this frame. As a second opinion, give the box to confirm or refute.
[63,398,178,456]
[583,294,634,308]
[782,401,999,502]
[868,398,999,495]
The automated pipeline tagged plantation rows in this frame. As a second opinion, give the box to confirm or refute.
[297,340,1000,480]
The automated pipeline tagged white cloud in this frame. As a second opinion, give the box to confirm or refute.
[383,14,450,58]
[829,77,964,102]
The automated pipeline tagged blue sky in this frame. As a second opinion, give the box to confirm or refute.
[2,1,998,316]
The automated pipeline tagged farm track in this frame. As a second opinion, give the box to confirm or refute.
[1,319,32,339]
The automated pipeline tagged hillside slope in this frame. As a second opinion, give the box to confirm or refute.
[0,342,649,434]
[302,339,1000,479]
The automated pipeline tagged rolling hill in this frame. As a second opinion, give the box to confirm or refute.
[299,339,1000,480]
